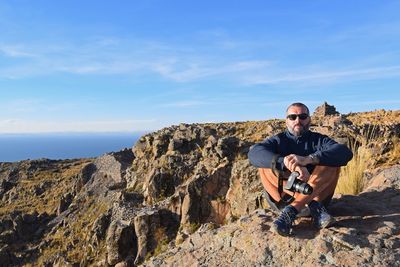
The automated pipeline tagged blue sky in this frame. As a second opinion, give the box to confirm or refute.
[0,0,399,133]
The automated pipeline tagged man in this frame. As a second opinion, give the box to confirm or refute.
[248,102,353,236]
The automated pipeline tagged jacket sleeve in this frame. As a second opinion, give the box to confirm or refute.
[247,136,286,170]
[313,135,353,166]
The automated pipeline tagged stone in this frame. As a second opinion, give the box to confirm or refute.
[57,192,74,215]
[313,102,340,117]
[106,220,136,266]
[0,108,400,266]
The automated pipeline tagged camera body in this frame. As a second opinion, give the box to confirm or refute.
[284,171,313,195]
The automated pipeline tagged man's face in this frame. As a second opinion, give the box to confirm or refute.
[286,105,310,136]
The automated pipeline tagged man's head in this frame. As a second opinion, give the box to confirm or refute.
[285,102,311,136]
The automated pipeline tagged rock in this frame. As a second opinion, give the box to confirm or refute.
[146,197,400,267]
[0,179,16,197]
[74,163,97,194]
[133,208,179,265]
[57,192,74,215]
[0,246,17,267]
[180,160,231,226]
[215,136,239,159]
[94,149,135,190]
[106,220,136,266]
[143,168,178,204]
[313,102,340,117]
[0,107,400,266]
[90,209,112,245]
[226,160,262,219]
[365,165,400,190]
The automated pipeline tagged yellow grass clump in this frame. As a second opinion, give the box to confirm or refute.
[335,125,378,195]
[335,143,371,195]
[387,137,400,164]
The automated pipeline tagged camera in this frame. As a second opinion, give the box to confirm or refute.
[284,171,313,195]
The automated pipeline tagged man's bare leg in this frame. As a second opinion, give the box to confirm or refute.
[260,166,340,235]
[258,166,340,211]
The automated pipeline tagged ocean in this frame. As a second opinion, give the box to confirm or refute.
[0,132,145,162]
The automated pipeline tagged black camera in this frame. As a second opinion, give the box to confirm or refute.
[284,171,313,195]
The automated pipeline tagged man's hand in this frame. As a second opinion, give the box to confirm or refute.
[294,166,310,183]
[283,154,312,171]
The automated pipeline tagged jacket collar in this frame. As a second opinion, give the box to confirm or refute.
[285,129,311,141]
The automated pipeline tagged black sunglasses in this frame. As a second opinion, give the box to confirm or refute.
[286,113,309,121]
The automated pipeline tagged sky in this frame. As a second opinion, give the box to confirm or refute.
[0,0,399,133]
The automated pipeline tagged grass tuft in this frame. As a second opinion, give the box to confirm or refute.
[335,125,378,195]
[335,142,371,195]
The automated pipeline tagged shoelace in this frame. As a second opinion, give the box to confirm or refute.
[318,205,328,214]
[310,202,328,216]
[278,210,295,225]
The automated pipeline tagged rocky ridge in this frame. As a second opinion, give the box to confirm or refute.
[0,103,399,266]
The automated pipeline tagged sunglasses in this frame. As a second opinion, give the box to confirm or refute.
[286,113,309,121]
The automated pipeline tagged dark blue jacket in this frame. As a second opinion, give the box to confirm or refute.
[248,130,353,173]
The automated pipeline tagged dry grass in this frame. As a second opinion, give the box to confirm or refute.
[335,142,371,195]
[387,137,400,164]
[335,125,378,195]
[36,198,110,265]
[345,110,400,125]
[0,159,92,218]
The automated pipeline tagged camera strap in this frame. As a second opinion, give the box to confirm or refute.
[271,154,284,196]
[271,154,295,204]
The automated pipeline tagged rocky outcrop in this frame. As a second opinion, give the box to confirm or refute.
[313,101,340,117]
[106,219,136,266]
[0,210,54,266]
[0,107,399,266]
[226,159,262,220]
[145,165,400,267]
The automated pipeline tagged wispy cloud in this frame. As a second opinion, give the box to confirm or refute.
[2,33,400,88]
[244,65,400,85]
[151,59,271,82]
[0,44,37,58]
[0,37,273,82]
[159,100,211,108]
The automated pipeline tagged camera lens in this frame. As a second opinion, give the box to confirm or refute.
[293,180,313,195]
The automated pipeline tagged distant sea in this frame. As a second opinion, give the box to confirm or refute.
[0,132,145,162]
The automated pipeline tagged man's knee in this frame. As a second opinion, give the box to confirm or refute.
[258,167,276,177]
[310,166,340,182]
[313,165,340,174]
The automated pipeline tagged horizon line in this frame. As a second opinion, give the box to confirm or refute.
[0,130,151,135]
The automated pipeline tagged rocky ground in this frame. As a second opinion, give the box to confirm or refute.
[144,165,400,267]
[0,103,399,266]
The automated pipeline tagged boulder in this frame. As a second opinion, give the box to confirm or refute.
[106,220,136,266]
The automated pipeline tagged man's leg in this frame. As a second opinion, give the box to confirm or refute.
[258,168,299,236]
[259,166,340,235]
[258,168,281,202]
[291,166,340,211]
[258,166,340,209]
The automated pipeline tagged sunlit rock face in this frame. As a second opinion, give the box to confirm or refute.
[1,105,399,266]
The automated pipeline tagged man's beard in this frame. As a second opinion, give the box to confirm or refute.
[288,122,310,136]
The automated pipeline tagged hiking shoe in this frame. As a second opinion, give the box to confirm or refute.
[271,205,298,236]
[308,200,335,229]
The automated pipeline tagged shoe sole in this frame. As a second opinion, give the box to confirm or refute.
[318,216,336,229]
[270,224,291,236]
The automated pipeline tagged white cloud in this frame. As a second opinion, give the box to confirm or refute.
[244,65,400,85]
[2,35,400,88]
[0,44,37,58]
[160,100,210,108]
[0,37,275,83]
[150,59,272,82]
